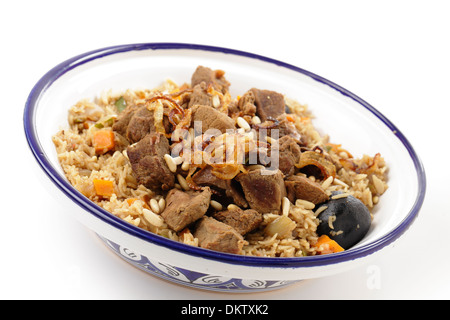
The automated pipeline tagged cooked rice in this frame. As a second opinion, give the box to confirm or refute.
[52,79,388,257]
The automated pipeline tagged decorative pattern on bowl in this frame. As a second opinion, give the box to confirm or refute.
[99,235,296,292]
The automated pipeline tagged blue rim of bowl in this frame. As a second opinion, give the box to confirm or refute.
[23,43,426,268]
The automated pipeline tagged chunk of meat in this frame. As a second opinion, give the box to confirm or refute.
[126,132,175,190]
[191,66,230,94]
[213,207,262,235]
[161,187,212,232]
[188,82,214,108]
[113,105,172,144]
[236,169,287,214]
[276,135,302,176]
[125,106,155,143]
[229,90,257,118]
[276,114,303,143]
[112,104,139,137]
[192,166,248,208]
[190,104,235,134]
[250,88,286,122]
[238,90,257,116]
[285,175,329,204]
[194,216,244,254]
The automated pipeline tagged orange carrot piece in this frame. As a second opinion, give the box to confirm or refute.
[286,115,296,122]
[93,179,114,197]
[126,197,150,209]
[314,235,344,254]
[126,198,138,206]
[93,130,115,154]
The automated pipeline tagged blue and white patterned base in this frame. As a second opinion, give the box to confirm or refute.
[98,235,298,292]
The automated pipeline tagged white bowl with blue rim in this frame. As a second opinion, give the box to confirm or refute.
[24,43,426,292]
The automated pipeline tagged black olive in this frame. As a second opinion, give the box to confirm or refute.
[285,104,292,114]
[316,191,371,250]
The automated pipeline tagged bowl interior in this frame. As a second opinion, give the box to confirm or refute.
[29,44,424,259]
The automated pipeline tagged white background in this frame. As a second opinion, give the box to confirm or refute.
[2,0,449,299]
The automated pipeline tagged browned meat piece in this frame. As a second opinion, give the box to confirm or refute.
[125,106,155,143]
[236,169,287,214]
[250,88,285,122]
[193,165,227,189]
[112,104,139,137]
[126,132,175,190]
[238,90,257,116]
[194,216,244,254]
[190,105,235,134]
[161,187,212,232]
[285,175,329,204]
[276,115,303,143]
[277,135,302,176]
[228,90,257,118]
[192,166,248,208]
[213,207,262,235]
[188,82,214,108]
[191,66,230,94]
[113,105,172,144]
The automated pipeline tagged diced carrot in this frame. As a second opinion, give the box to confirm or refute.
[126,197,150,209]
[126,198,138,206]
[314,235,344,254]
[93,179,114,197]
[286,115,296,123]
[93,130,115,154]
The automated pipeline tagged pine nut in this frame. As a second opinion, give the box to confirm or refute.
[181,160,190,171]
[164,154,177,173]
[236,117,251,131]
[227,204,240,211]
[251,116,261,125]
[172,156,183,165]
[210,200,223,211]
[282,197,291,216]
[177,174,190,191]
[150,198,160,214]
[158,198,166,211]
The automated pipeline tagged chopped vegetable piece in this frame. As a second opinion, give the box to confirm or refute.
[126,198,138,206]
[314,235,344,254]
[265,215,296,239]
[296,150,336,180]
[104,117,115,127]
[286,115,296,122]
[115,96,127,112]
[93,130,115,154]
[93,179,114,197]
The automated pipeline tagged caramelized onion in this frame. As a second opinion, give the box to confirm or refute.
[296,151,336,180]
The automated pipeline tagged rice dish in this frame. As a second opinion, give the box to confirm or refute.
[53,66,388,257]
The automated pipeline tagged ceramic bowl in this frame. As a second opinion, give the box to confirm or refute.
[24,43,426,292]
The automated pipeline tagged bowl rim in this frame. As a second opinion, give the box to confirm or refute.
[23,42,426,268]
